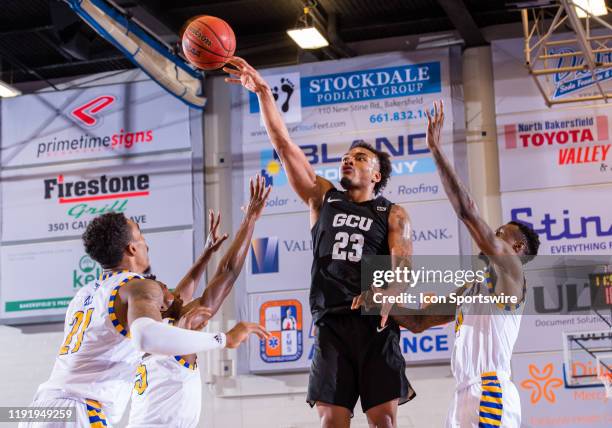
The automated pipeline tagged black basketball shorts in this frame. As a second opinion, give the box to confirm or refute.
[306,313,416,413]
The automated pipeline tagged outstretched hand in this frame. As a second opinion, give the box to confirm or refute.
[425,100,444,150]
[204,209,228,253]
[223,56,269,94]
[244,174,272,220]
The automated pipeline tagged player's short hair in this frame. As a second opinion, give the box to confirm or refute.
[82,212,133,268]
[351,141,391,195]
[508,221,540,264]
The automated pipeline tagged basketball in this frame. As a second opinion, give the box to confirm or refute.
[181,16,236,70]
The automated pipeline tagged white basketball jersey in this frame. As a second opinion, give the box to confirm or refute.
[451,269,525,384]
[37,270,144,423]
[128,353,201,428]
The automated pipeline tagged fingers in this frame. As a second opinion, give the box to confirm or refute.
[222,66,240,76]
[351,294,363,310]
[210,234,228,250]
[249,176,254,198]
[248,324,271,340]
[380,313,388,329]
[262,184,272,203]
[380,303,392,328]
[224,77,241,85]
[227,56,248,69]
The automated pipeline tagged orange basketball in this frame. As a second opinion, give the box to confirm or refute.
[181,16,236,70]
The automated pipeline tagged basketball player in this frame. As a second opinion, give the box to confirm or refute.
[225,57,415,428]
[127,175,271,428]
[22,177,270,428]
[358,101,540,428]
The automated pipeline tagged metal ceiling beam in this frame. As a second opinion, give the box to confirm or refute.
[111,0,178,44]
[436,0,487,47]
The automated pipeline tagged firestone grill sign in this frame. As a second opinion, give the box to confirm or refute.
[1,153,194,242]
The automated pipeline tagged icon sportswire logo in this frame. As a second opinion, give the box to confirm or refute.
[44,174,150,204]
[520,363,563,404]
[250,237,279,274]
[71,95,115,126]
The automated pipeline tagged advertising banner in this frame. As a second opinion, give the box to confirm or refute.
[248,289,455,372]
[1,80,191,168]
[1,152,193,242]
[497,109,611,192]
[234,49,458,216]
[501,186,612,256]
[0,228,194,319]
[512,352,611,427]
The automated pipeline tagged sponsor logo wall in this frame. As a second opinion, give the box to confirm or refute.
[512,352,610,427]
[493,36,612,369]
[233,49,465,371]
[0,81,198,322]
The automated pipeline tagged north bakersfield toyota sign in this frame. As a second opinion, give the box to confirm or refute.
[1,152,194,242]
[497,107,611,192]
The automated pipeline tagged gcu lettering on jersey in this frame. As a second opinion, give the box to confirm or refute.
[332,213,373,231]
[43,174,150,203]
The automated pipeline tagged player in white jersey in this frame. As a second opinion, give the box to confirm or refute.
[353,101,540,428]
[128,176,269,428]
[22,176,272,428]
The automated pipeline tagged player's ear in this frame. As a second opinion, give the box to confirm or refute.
[372,170,381,184]
[513,240,526,254]
[125,242,137,256]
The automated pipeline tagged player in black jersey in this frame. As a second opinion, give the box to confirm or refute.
[225,57,415,428]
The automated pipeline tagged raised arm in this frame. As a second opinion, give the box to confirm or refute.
[378,205,414,327]
[179,175,270,319]
[224,57,333,209]
[172,210,228,303]
[426,101,522,284]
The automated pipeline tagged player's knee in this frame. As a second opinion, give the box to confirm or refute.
[367,412,395,428]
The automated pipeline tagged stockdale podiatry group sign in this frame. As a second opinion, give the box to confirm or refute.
[0,80,191,167]
[235,49,456,215]
[0,229,194,319]
[1,152,193,242]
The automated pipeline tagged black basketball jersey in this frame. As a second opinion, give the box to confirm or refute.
[310,188,393,322]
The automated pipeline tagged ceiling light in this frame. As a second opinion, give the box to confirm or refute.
[573,0,608,18]
[287,2,329,50]
[0,80,21,98]
[287,27,329,49]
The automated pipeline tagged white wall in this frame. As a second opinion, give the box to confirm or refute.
[0,45,497,427]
